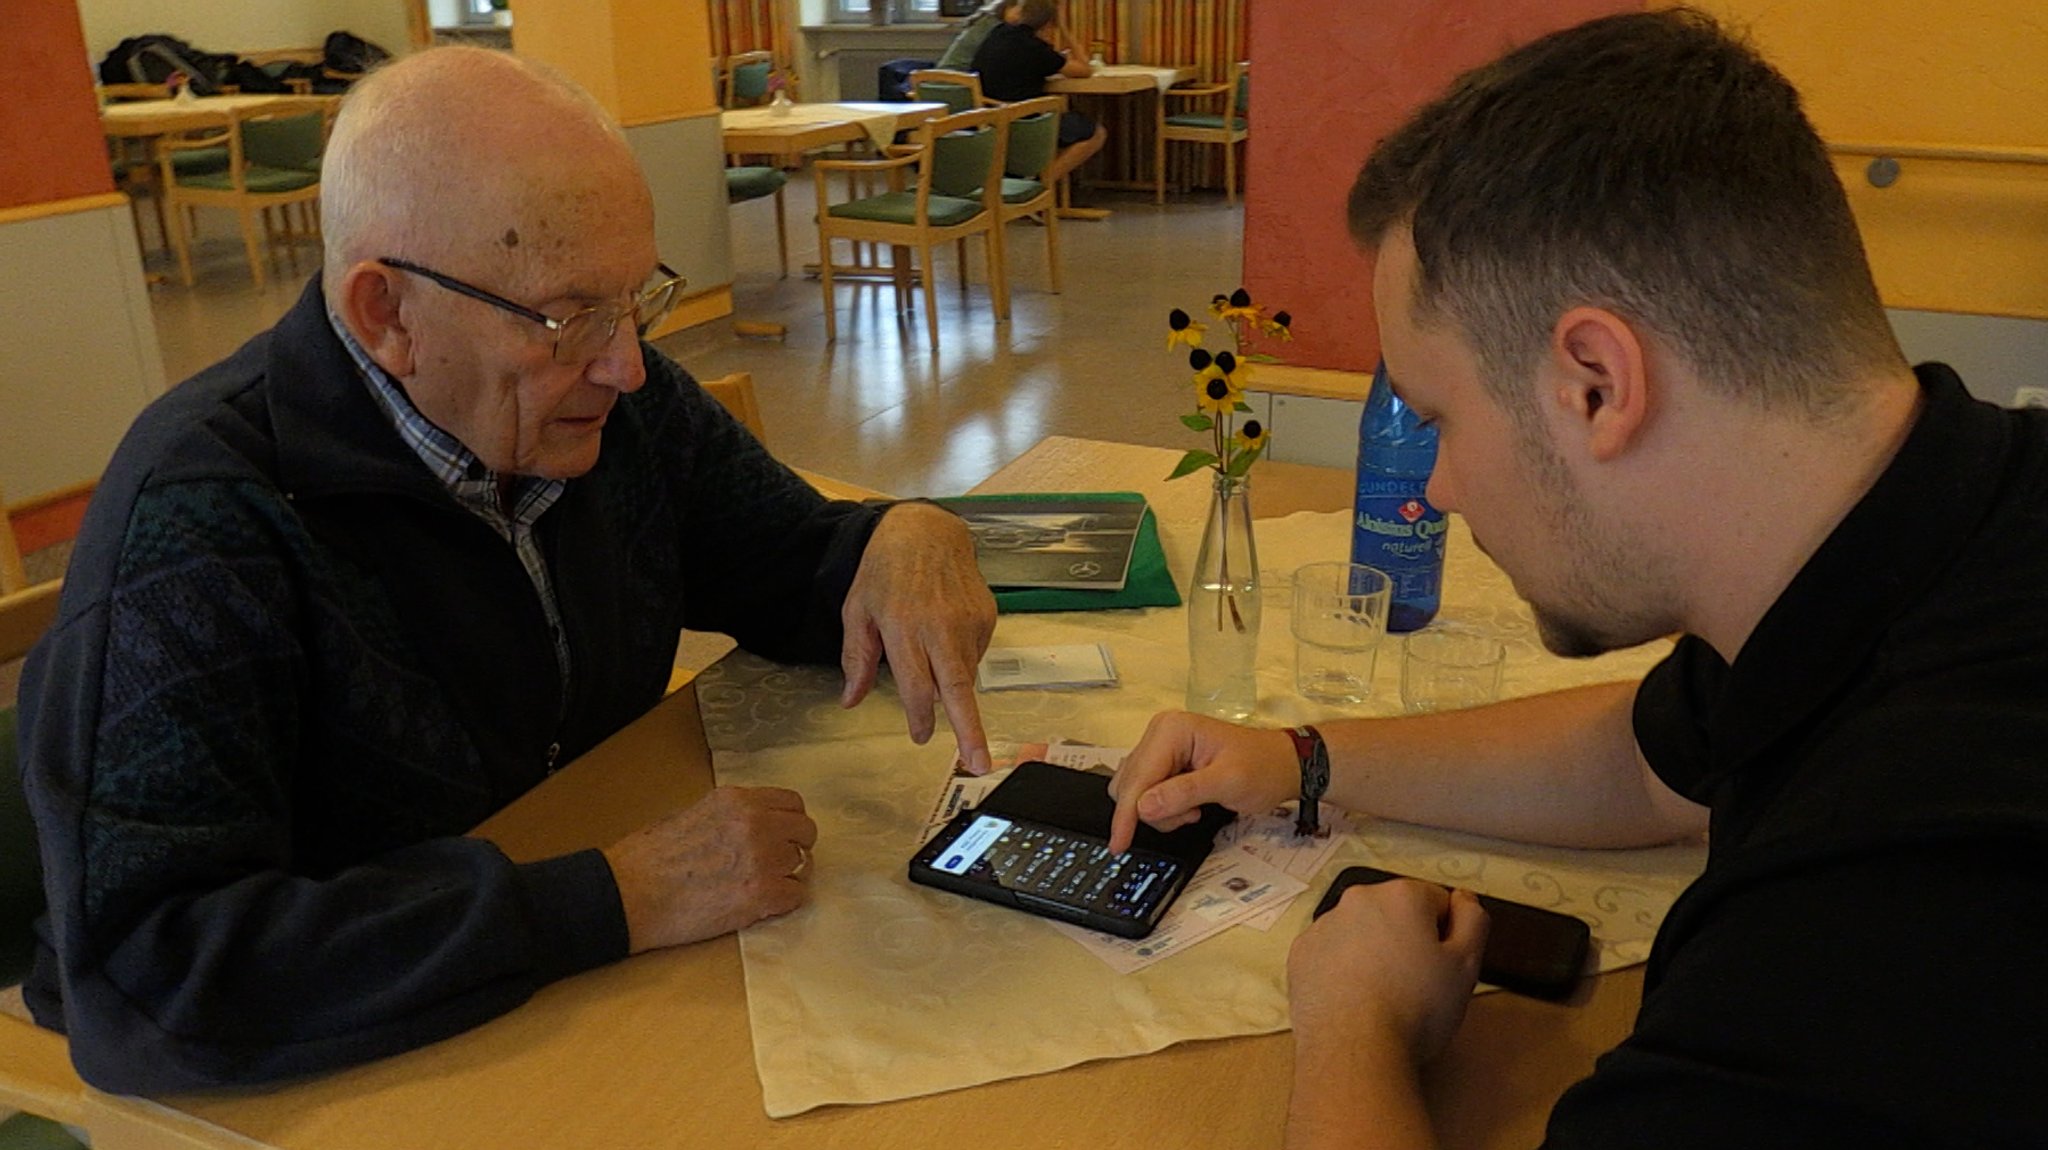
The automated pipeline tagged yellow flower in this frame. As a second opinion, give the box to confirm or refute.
[1210,287,1262,326]
[1233,418,1269,453]
[1262,310,1294,341]
[1166,308,1207,350]
[1214,349,1254,389]
[1194,368,1240,416]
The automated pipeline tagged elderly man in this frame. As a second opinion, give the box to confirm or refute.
[18,47,995,1093]
[1109,10,2048,1147]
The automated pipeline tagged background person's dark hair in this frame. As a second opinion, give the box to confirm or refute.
[1349,8,1904,416]
[1016,0,1057,31]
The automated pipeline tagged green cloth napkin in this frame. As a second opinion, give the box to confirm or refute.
[940,491,1182,614]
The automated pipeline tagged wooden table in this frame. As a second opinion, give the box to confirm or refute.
[58,439,1642,1150]
[719,100,946,160]
[1045,65,1197,219]
[99,93,338,140]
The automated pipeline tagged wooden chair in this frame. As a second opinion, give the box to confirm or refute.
[725,165,790,280]
[1155,60,1250,205]
[1,485,86,1150]
[158,97,330,287]
[722,51,779,108]
[813,106,1010,347]
[907,68,992,114]
[991,97,1063,300]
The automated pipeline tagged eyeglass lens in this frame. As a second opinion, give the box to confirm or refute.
[552,275,682,363]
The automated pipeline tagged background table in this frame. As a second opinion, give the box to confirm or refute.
[66,439,1670,1150]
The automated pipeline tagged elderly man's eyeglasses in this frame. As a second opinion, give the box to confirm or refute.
[379,257,685,364]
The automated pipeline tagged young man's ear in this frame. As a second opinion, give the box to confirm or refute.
[335,261,416,378]
[1549,306,1650,462]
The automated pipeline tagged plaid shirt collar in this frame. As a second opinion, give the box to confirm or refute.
[327,311,565,530]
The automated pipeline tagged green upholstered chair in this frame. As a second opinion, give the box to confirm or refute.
[907,68,989,114]
[813,106,1010,346]
[1155,60,1250,205]
[725,164,791,279]
[992,96,1063,300]
[722,51,778,108]
[159,99,328,287]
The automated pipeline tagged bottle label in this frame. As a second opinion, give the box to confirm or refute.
[1352,479,1446,602]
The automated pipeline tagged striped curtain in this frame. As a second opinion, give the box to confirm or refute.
[1059,0,1250,189]
[708,0,794,90]
[1147,0,1250,192]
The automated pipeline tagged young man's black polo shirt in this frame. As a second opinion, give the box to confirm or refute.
[1546,363,2048,1146]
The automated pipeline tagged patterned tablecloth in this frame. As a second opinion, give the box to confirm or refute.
[703,451,1704,1117]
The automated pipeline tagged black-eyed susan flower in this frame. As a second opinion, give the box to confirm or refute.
[1165,291,1292,483]
[1167,307,1207,350]
[1233,419,1269,453]
[1194,369,1240,417]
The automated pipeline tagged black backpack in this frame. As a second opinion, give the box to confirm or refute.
[98,34,233,95]
[322,31,392,76]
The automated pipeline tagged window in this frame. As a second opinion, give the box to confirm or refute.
[829,0,942,24]
[458,0,504,26]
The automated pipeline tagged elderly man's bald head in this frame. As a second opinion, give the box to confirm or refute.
[321,48,652,299]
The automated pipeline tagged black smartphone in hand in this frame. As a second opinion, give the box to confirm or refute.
[1312,865,1592,1001]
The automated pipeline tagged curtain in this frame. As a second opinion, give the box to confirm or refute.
[1147,0,1249,193]
[708,0,794,90]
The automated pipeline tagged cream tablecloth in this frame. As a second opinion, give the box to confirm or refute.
[705,472,1704,1117]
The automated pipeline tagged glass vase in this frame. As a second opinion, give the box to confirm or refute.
[1186,470,1261,721]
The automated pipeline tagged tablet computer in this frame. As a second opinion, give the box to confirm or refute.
[908,760,1234,939]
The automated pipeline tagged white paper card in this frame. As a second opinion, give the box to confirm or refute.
[976,644,1119,691]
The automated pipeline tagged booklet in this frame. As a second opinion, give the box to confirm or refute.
[935,494,1148,592]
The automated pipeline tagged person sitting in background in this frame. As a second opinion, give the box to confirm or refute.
[972,0,1105,187]
[18,45,996,1094]
[936,0,1020,71]
[1109,9,2048,1147]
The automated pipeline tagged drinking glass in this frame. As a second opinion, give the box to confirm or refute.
[1290,562,1391,705]
[1401,624,1505,713]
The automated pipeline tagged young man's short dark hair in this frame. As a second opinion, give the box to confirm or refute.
[1349,8,1905,415]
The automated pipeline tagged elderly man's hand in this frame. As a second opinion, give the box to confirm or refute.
[841,501,998,774]
[603,786,817,953]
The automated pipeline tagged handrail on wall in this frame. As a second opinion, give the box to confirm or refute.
[1827,140,2048,188]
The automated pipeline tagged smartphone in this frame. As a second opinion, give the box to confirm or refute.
[910,809,1194,939]
[1312,865,1592,1001]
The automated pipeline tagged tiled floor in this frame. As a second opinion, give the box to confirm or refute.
[139,170,1251,498]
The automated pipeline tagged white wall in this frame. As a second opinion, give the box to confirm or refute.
[77,0,412,68]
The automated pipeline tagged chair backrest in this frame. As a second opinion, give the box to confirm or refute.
[1231,60,1250,115]
[909,68,986,115]
[724,51,775,107]
[241,106,327,171]
[0,484,26,596]
[1000,96,1062,180]
[921,107,1003,201]
[699,371,769,443]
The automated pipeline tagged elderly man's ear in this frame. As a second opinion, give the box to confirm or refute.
[337,261,417,378]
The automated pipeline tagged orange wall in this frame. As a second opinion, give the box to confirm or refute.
[1241,1,1634,373]
[0,0,115,211]
[1684,0,2048,320]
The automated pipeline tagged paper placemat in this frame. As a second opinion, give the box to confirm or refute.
[704,508,1704,1117]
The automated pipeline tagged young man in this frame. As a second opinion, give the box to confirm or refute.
[971,0,1106,186]
[1110,10,2048,1147]
[19,47,996,1093]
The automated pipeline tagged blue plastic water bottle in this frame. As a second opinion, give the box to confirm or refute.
[1351,361,1446,632]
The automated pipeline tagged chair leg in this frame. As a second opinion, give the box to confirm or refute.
[772,187,788,280]
[1225,139,1237,206]
[956,238,969,294]
[238,206,268,288]
[1045,205,1061,294]
[892,245,913,317]
[919,242,940,348]
[986,228,1009,321]
[819,233,838,343]
[169,198,196,287]
[1156,130,1167,205]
